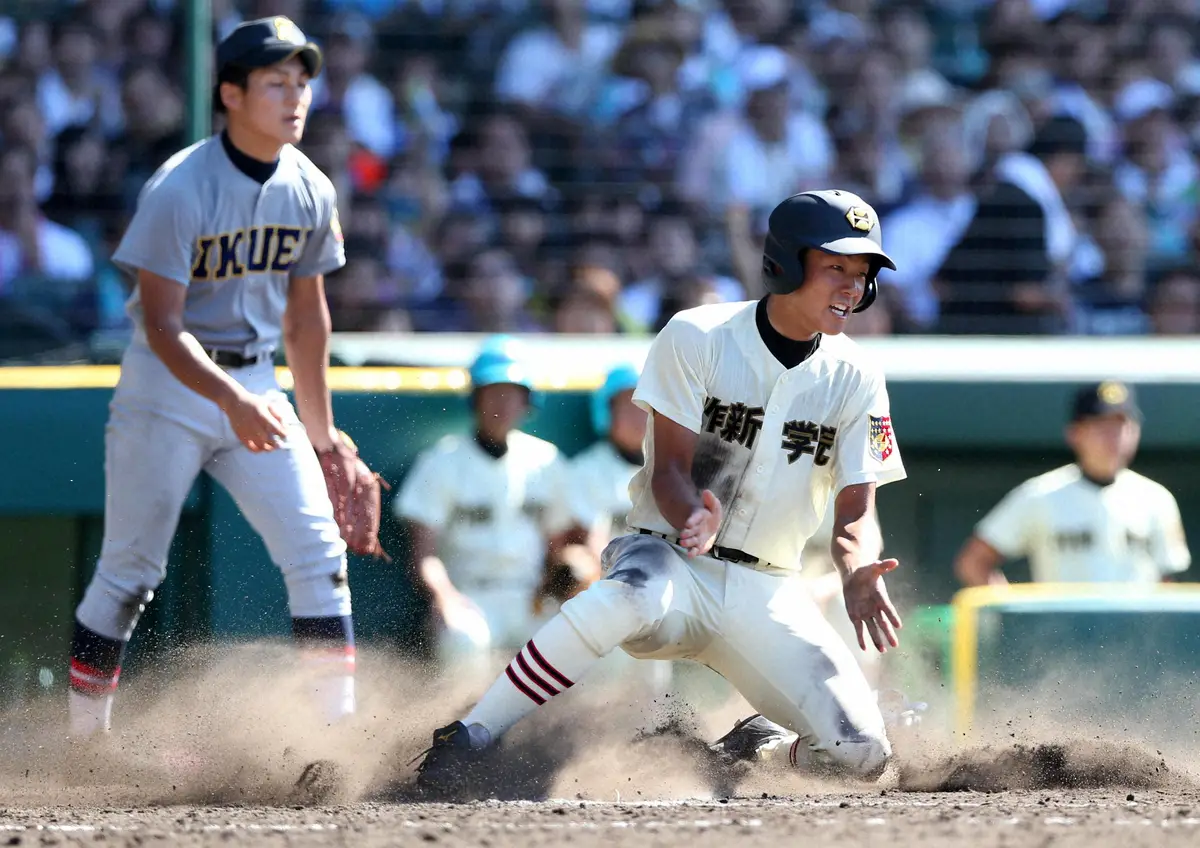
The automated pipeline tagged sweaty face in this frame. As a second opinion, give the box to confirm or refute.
[792,250,870,336]
[1067,414,1140,478]
[225,57,312,146]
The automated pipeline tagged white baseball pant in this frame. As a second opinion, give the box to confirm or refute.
[438,582,672,697]
[559,532,891,777]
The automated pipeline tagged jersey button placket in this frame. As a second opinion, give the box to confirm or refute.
[733,380,788,548]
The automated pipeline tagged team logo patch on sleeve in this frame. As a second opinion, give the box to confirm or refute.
[868,415,894,462]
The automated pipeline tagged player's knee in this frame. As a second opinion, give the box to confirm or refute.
[558,578,666,655]
[829,731,892,780]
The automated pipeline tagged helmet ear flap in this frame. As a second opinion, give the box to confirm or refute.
[853,277,878,313]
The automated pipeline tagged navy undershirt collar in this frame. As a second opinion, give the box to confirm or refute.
[221,130,278,184]
[1080,467,1117,488]
[756,296,820,369]
[475,431,508,460]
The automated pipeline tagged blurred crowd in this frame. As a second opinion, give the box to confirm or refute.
[2,0,1200,355]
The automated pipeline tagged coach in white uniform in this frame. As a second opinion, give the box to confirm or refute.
[394,336,576,681]
[955,381,1190,586]
[413,189,909,798]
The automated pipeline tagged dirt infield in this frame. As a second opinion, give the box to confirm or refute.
[3,644,1199,846]
[5,791,1200,848]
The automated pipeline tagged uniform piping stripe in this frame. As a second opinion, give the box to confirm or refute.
[69,659,120,693]
[526,641,573,689]
[514,650,559,698]
[505,665,546,706]
[69,667,119,696]
[70,658,117,681]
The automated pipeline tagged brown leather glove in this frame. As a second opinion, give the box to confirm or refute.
[317,431,391,560]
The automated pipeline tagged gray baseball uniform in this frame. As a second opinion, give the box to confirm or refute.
[74,134,352,645]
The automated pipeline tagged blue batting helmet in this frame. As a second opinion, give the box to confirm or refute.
[590,363,641,436]
[468,335,540,407]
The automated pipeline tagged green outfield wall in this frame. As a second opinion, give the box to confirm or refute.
[1,356,1198,704]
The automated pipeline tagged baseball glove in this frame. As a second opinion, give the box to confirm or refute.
[317,430,391,561]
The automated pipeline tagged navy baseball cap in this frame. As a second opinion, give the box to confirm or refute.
[1070,380,1142,423]
[216,16,322,79]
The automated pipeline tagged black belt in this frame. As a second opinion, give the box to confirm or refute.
[207,348,274,369]
[638,529,762,566]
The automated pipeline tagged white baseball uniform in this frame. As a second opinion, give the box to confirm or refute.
[975,464,1191,583]
[551,300,907,775]
[394,430,575,674]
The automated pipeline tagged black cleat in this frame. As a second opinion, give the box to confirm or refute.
[412,721,488,801]
[709,714,791,764]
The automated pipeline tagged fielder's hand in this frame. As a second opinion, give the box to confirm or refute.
[680,489,722,558]
[843,559,903,653]
[225,391,289,452]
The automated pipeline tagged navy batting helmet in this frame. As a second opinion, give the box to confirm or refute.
[761,190,896,313]
[590,363,640,437]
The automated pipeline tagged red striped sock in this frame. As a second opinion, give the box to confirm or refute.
[69,657,120,698]
[504,639,575,706]
[463,615,602,740]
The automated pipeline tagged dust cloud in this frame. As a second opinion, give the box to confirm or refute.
[0,641,1195,807]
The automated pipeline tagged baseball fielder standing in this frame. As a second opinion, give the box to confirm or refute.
[955,381,1191,586]
[413,189,908,798]
[67,17,384,744]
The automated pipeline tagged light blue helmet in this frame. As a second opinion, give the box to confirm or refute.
[468,335,540,407]
[590,363,641,436]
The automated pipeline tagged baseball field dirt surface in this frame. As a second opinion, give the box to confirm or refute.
[4,645,1197,847]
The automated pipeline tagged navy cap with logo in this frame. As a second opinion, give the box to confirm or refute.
[1070,380,1142,423]
[216,16,323,80]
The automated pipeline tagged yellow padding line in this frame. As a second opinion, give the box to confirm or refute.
[0,366,606,392]
[949,582,1200,737]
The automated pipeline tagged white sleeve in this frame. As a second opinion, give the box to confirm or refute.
[974,484,1035,559]
[1151,490,1191,577]
[833,370,907,493]
[632,316,709,433]
[392,448,453,529]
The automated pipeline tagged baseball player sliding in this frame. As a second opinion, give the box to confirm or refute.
[413,189,908,798]
[66,17,384,748]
